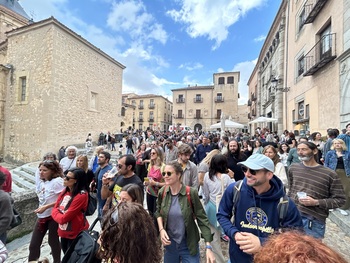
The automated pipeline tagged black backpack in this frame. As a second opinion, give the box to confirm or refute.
[230,180,289,227]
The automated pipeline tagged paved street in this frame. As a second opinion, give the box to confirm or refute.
[6,217,350,263]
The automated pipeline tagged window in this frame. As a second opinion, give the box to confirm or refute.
[19,76,27,101]
[320,25,331,59]
[195,94,202,102]
[297,55,305,76]
[164,113,166,121]
[292,109,295,121]
[298,7,306,32]
[132,100,136,106]
[140,100,143,106]
[227,76,234,84]
[90,92,97,109]
[218,77,224,84]
[298,101,304,119]
[139,112,143,121]
[139,124,143,130]
[150,111,154,118]
[217,109,221,119]
[178,110,183,118]
[305,104,309,118]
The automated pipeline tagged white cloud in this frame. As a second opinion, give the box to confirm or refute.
[178,62,203,71]
[254,35,266,42]
[167,0,267,50]
[231,59,257,105]
[107,0,168,44]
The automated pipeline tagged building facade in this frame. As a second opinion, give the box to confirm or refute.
[172,72,242,131]
[122,93,173,132]
[248,0,350,135]
[0,1,125,162]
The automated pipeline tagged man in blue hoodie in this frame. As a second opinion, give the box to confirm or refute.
[217,154,302,263]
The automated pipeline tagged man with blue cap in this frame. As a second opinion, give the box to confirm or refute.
[217,154,302,263]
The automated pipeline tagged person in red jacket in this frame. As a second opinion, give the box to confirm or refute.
[0,166,12,193]
[51,168,89,253]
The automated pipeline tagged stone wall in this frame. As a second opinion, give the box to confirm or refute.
[8,191,38,241]
[3,18,124,163]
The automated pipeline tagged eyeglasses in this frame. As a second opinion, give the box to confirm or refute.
[162,171,173,177]
[109,206,119,227]
[64,175,76,181]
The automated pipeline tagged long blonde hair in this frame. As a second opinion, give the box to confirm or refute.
[201,149,220,166]
[150,147,164,167]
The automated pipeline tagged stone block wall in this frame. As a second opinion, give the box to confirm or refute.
[8,191,38,241]
[3,18,124,163]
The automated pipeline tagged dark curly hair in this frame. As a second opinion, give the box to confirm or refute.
[98,202,161,263]
[39,160,63,180]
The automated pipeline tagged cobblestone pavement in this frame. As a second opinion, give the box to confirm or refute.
[7,218,350,263]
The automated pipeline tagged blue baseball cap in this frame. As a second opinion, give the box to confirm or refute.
[238,154,274,173]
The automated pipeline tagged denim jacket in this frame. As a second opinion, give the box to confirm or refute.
[324,150,350,176]
[155,185,213,255]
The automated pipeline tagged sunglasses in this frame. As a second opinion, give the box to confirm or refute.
[109,206,119,227]
[241,166,264,175]
[151,152,157,155]
[162,171,173,177]
[118,164,124,169]
[64,175,76,181]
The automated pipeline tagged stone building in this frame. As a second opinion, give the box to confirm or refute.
[248,1,287,135]
[248,0,350,135]
[0,1,125,162]
[122,93,173,132]
[172,72,242,132]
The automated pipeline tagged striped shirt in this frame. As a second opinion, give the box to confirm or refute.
[288,162,346,222]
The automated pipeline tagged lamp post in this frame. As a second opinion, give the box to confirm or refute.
[271,77,290,92]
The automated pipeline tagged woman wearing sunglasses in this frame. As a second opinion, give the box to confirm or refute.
[51,168,89,253]
[144,146,165,225]
[98,202,161,263]
[28,160,65,263]
[156,161,215,263]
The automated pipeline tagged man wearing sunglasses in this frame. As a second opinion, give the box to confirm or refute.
[217,154,302,263]
[101,154,144,208]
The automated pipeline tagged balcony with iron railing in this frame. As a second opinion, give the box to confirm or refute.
[214,97,224,103]
[148,104,155,109]
[248,113,251,119]
[138,117,144,122]
[175,114,184,119]
[193,98,203,103]
[138,105,144,110]
[251,93,257,101]
[247,99,252,106]
[304,0,328,24]
[176,98,185,103]
[148,117,154,122]
[303,33,336,76]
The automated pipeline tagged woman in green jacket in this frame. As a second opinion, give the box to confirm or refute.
[156,161,215,263]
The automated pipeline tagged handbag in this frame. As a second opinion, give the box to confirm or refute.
[85,192,97,216]
[9,207,22,229]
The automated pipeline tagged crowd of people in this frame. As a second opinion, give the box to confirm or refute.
[2,123,350,262]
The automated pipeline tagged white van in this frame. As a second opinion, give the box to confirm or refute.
[169,125,193,133]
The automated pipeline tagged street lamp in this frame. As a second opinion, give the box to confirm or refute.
[271,77,290,92]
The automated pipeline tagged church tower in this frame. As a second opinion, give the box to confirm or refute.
[0,0,31,43]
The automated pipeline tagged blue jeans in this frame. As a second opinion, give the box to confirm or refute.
[164,237,200,263]
[302,216,325,239]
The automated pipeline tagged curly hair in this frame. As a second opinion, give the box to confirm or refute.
[39,160,63,180]
[98,202,161,263]
[263,145,280,166]
[254,231,347,263]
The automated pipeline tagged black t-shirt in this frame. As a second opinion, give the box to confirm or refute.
[109,174,144,205]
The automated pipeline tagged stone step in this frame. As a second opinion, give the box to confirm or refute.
[329,209,350,236]
[11,171,36,191]
[12,168,36,184]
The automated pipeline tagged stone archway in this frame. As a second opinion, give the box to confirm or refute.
[194,123,202,132]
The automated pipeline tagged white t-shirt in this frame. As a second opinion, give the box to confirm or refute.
[59,157,77,172]
[37,177,65,218]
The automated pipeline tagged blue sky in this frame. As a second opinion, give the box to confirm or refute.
[18,0,281,104]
